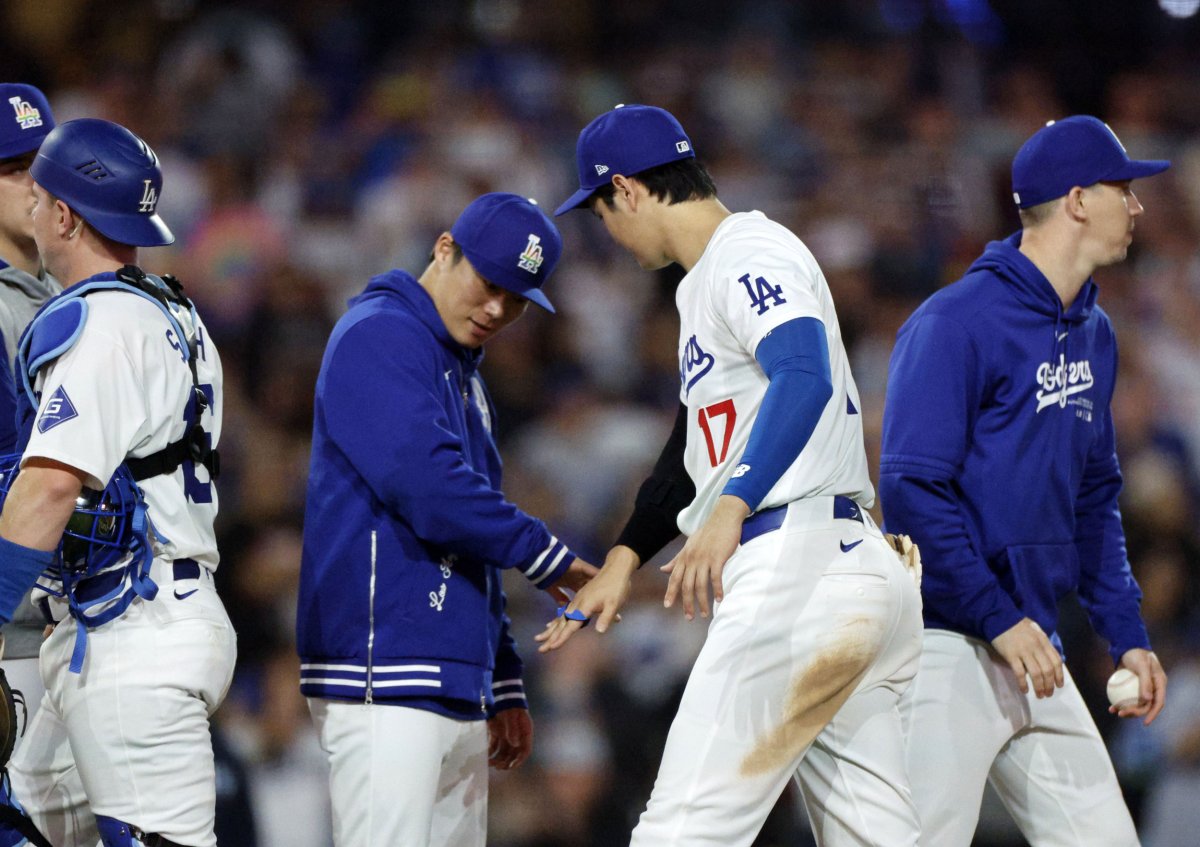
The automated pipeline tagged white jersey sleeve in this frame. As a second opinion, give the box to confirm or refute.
[675,212,873,536]
[24,291,223,569]
[710,227,826,358]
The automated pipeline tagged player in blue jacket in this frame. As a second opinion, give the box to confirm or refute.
[296,193,595,847]
[881,116,1170,845]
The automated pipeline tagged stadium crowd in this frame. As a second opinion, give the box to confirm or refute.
[2,1,1199,844]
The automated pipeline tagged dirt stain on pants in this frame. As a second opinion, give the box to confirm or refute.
[740,621,878,777]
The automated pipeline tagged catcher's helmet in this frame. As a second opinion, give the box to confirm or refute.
[0,453,148,582]
[30,118,174,247]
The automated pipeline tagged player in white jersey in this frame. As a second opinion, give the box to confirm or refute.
[542,104,923,846]
[0,118,233,847]
[673,216,874,535]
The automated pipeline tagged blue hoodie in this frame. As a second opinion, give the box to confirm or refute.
[296,270,575,718]
[880,233,1150,664]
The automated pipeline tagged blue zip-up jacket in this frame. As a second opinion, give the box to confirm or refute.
[296,270,575,718]
[880,233,1151,664]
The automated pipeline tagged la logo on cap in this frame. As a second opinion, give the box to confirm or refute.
[8,95,42,130]
[517,234,543,274]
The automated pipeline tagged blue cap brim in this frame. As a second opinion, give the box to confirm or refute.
[554,187,597,217]
[1106,159,1171,181]
[460,244,557,313]
[518,287,555,313]
[0,133,50,160]
[80,205,175,247]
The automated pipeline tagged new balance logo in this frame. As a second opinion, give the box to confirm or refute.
[8,96,42,130]
[138,180,158,213]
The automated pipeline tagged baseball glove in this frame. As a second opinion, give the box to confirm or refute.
[0,669,16,770]
[0,633,24,770]
[884,533,922,588]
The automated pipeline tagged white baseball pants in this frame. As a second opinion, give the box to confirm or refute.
[9,565,236,847]
[308,699,488,847]
[630,501,924,846]
[901,629,1139,846]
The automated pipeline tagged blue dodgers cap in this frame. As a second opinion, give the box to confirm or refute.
[450,193,563,313]
[31,118,174,247]
[0,84,55,159]
[554,104,695,216]
[1011,115,1170,209]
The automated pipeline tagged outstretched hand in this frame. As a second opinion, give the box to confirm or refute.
[990,617,1064,698]
[545,558,598,606]
[661,495,748,621]
[1111,648,1167,726]
[536,546,636,652]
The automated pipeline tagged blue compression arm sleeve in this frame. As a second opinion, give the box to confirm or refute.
[0,535,54,625]
[723,317,832,510]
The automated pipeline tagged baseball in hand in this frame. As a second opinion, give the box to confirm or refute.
[1106,668,1141,709]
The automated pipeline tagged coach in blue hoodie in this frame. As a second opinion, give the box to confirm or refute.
[881,117,1169,845]
[297,193,595,847]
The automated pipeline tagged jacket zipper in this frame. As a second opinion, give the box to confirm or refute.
[366,529,377,704]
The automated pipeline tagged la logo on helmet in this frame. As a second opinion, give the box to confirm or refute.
[8,95,42,130]
[138,179,158,214]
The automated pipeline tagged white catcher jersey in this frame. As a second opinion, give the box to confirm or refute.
[23,290,223,569]
[676,211,872,536]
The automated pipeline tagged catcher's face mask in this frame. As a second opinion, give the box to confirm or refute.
[0,453,148,593]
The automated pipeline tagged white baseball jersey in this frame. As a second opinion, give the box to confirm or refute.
[9,284,235,847]
[23,289,223,569]
[676,211,871,534]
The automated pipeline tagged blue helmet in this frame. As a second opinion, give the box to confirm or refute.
[30,118,174,247]
[0,453,149,583]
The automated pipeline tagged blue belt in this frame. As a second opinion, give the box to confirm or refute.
[74,558,200,604]
[740,496,863,545]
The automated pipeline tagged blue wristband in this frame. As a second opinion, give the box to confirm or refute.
[0,535,56,625]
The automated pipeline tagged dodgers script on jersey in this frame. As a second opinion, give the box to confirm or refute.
[675,211,871,534]
[23,291,222,568]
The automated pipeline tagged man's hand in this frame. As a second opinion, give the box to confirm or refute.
[545,558,598,606]
[662,495,748,621]
[487,707,533,771]
[1111,648,1167,726]
[536,546,636,652]
[990,617,1064,698]
[884,533,922,588]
